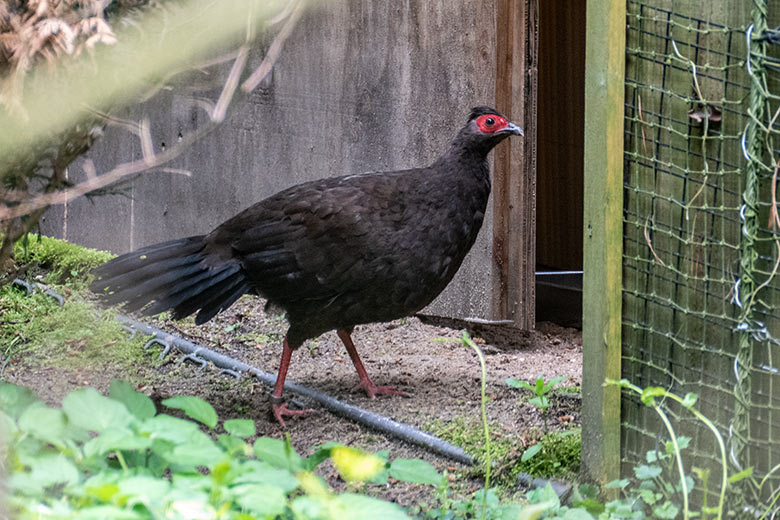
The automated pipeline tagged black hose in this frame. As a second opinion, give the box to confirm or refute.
[116,314,474,466]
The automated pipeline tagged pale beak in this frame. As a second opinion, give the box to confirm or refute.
[501,122,524,136]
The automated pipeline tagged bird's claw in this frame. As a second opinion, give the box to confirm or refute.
[271,402,314,427]
[351,380,409,399]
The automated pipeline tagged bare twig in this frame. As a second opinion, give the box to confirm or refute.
[242,0,304,93]
[745,239,780,314]
[139,117,154,163]
[0,0,301,223]
[213,45,249,123]
[2,127,204,220]
[644,215,666,267]
[766,104,780,231]
[88,110,139,133]
[638,94,648,157]
[159,167,192,176]
[769,156,780,231]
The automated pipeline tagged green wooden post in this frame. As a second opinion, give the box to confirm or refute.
[581,0,625,486]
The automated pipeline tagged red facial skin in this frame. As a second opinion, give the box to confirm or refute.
[474,114,510,133]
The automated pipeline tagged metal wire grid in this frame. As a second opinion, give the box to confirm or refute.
[623,0,780,507]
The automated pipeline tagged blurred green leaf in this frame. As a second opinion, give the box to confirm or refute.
[234,484,287,516]
[506,377,532,390]
[653,501,679,519]
[218,434,248,455]
[63,387,133,433]
[18,404,68,444]
[635,465,662,480]
[224,418,255,438]
[233,461,299,494]
[110,380,156,421]
[254,436,302,471]
[681,392,698,408]
[640,386,666,406]
[140,414,200,443]
[604,478,630,489]
[0,383,40,419]
[118,476,170,509]
[334,493,411,520]
[83,428,152,458]
[517,501,557,520]
[162,396,217,429]
[389,458,441,485]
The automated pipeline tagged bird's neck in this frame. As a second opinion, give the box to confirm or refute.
[432,142,491,183]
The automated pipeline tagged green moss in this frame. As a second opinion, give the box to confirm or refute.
[517,428,581,479]
[13,234,114,286]
[427,417,515,483]
[236,331,280,346]
[0,283,151,378]
[427,417,581,488]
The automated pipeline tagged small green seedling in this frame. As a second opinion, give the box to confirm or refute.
[506,375,567,432]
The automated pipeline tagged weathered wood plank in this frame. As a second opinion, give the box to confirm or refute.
[581,0,625,487]
[492,0,537,329]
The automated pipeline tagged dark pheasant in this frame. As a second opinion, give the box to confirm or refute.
[91,106,522,425]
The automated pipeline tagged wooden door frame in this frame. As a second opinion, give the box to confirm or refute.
[492,0,538,330]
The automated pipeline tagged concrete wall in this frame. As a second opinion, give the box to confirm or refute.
[42,0,499,319]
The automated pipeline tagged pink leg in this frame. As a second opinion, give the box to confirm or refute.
[337,328,408,398]
[270,337,313,427]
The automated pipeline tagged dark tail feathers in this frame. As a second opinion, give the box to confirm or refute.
[90,236,249,324]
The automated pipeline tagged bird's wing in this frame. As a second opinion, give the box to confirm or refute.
[205,173,412,307]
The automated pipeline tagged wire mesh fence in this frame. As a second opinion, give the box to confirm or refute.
[623,0,780,508]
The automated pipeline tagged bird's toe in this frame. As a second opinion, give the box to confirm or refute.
[271,402,314,427]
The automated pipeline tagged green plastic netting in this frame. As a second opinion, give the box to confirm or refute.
[623,0,780,509]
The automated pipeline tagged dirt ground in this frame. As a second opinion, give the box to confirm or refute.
[5,294,582,507]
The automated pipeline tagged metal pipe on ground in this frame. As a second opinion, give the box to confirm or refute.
[116,314,474,466]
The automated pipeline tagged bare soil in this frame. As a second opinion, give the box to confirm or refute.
[5,294,582,508]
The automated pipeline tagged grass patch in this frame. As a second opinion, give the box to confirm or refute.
[12,234,114,287]
[0,284,151,375]
[0,236,153,379]
[427,416,581,488]
[427,417,515,486]
[517,428,581,479]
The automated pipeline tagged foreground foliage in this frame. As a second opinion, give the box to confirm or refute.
[4,235,769,518]
[1,381,427,519]
[0,279,148,379]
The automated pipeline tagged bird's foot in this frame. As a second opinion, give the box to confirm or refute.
[271,399,314,427]
[351,379,409,399]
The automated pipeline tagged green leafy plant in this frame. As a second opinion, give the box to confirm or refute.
[602,437,694,519]
[1,381,450,519]
[506,375,567,432]
[460,331,492,513]
[604,380,770,520]
[425,332,546,520]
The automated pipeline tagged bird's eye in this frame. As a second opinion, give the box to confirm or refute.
[475,114,505,133]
